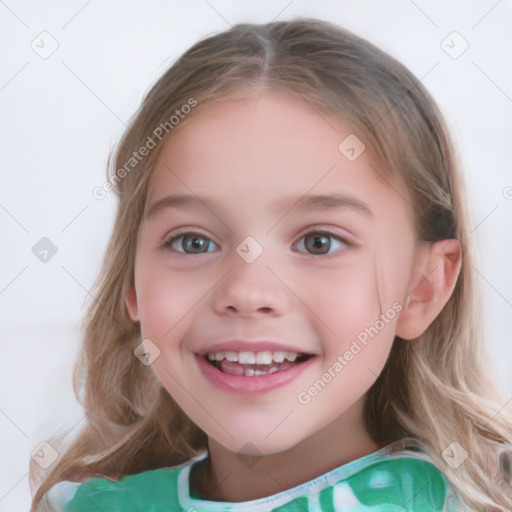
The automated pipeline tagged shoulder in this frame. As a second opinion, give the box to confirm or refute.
[42,459,198,512]
[330,439,462,511]
[37,480,79,512]
[344,455,448,507]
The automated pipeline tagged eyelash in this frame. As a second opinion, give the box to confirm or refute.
[160,227,354,256]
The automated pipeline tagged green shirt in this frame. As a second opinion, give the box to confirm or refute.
[42,437,463,511]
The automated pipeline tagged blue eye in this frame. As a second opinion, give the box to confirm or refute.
[161,229,352,255]
[162,231,218,254]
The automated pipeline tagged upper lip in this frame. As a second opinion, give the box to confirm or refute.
[197,340,315,355]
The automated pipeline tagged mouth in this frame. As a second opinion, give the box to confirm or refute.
[200,350,315,377]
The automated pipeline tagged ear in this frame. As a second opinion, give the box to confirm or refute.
[395,239,461,340]
[125,285,139,322]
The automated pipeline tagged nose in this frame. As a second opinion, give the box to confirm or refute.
[211,252,292,318]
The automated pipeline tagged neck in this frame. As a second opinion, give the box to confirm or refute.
[190,399,383,503]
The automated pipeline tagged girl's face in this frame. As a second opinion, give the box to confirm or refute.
[126,90,420,455]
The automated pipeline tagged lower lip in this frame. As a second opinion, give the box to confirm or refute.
[196,354,317,394]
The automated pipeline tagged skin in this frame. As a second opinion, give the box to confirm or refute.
[125,90,461,502]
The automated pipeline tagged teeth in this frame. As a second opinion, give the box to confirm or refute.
[255,351,272,364]
[272,351,285,363]
[284,351,297,362]
[225,351,238,362]
[213,351,226,361]
[238,351,256,364]
[205,350,303,364]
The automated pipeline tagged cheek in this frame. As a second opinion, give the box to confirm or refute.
[135,265,208,339]
[293,255,396,377]
[293,256,381,336]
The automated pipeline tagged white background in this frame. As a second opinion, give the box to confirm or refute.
[1,1,511,509]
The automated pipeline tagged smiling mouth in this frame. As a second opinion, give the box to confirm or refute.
[202,351,314,377]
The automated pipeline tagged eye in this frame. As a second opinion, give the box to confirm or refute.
[293,229,352,256]
[161,229,218,254]
[161,228,353,256]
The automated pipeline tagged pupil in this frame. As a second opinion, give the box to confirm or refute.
[306,234,330,254]
[185,235,206,253]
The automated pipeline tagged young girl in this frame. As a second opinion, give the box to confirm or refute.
[30,18,512,512]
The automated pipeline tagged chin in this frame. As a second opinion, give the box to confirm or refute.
[212,432,303,458]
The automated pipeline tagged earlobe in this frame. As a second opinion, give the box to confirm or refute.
[125,285,140,322]
[395,239,461,340]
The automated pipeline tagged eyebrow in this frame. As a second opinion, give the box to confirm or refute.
[145,193,373,220]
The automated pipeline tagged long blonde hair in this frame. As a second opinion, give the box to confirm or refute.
[30,18,512,511]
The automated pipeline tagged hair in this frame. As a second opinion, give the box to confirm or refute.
[30,18,512,511]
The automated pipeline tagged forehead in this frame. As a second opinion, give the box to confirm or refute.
[147,91,411,220]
